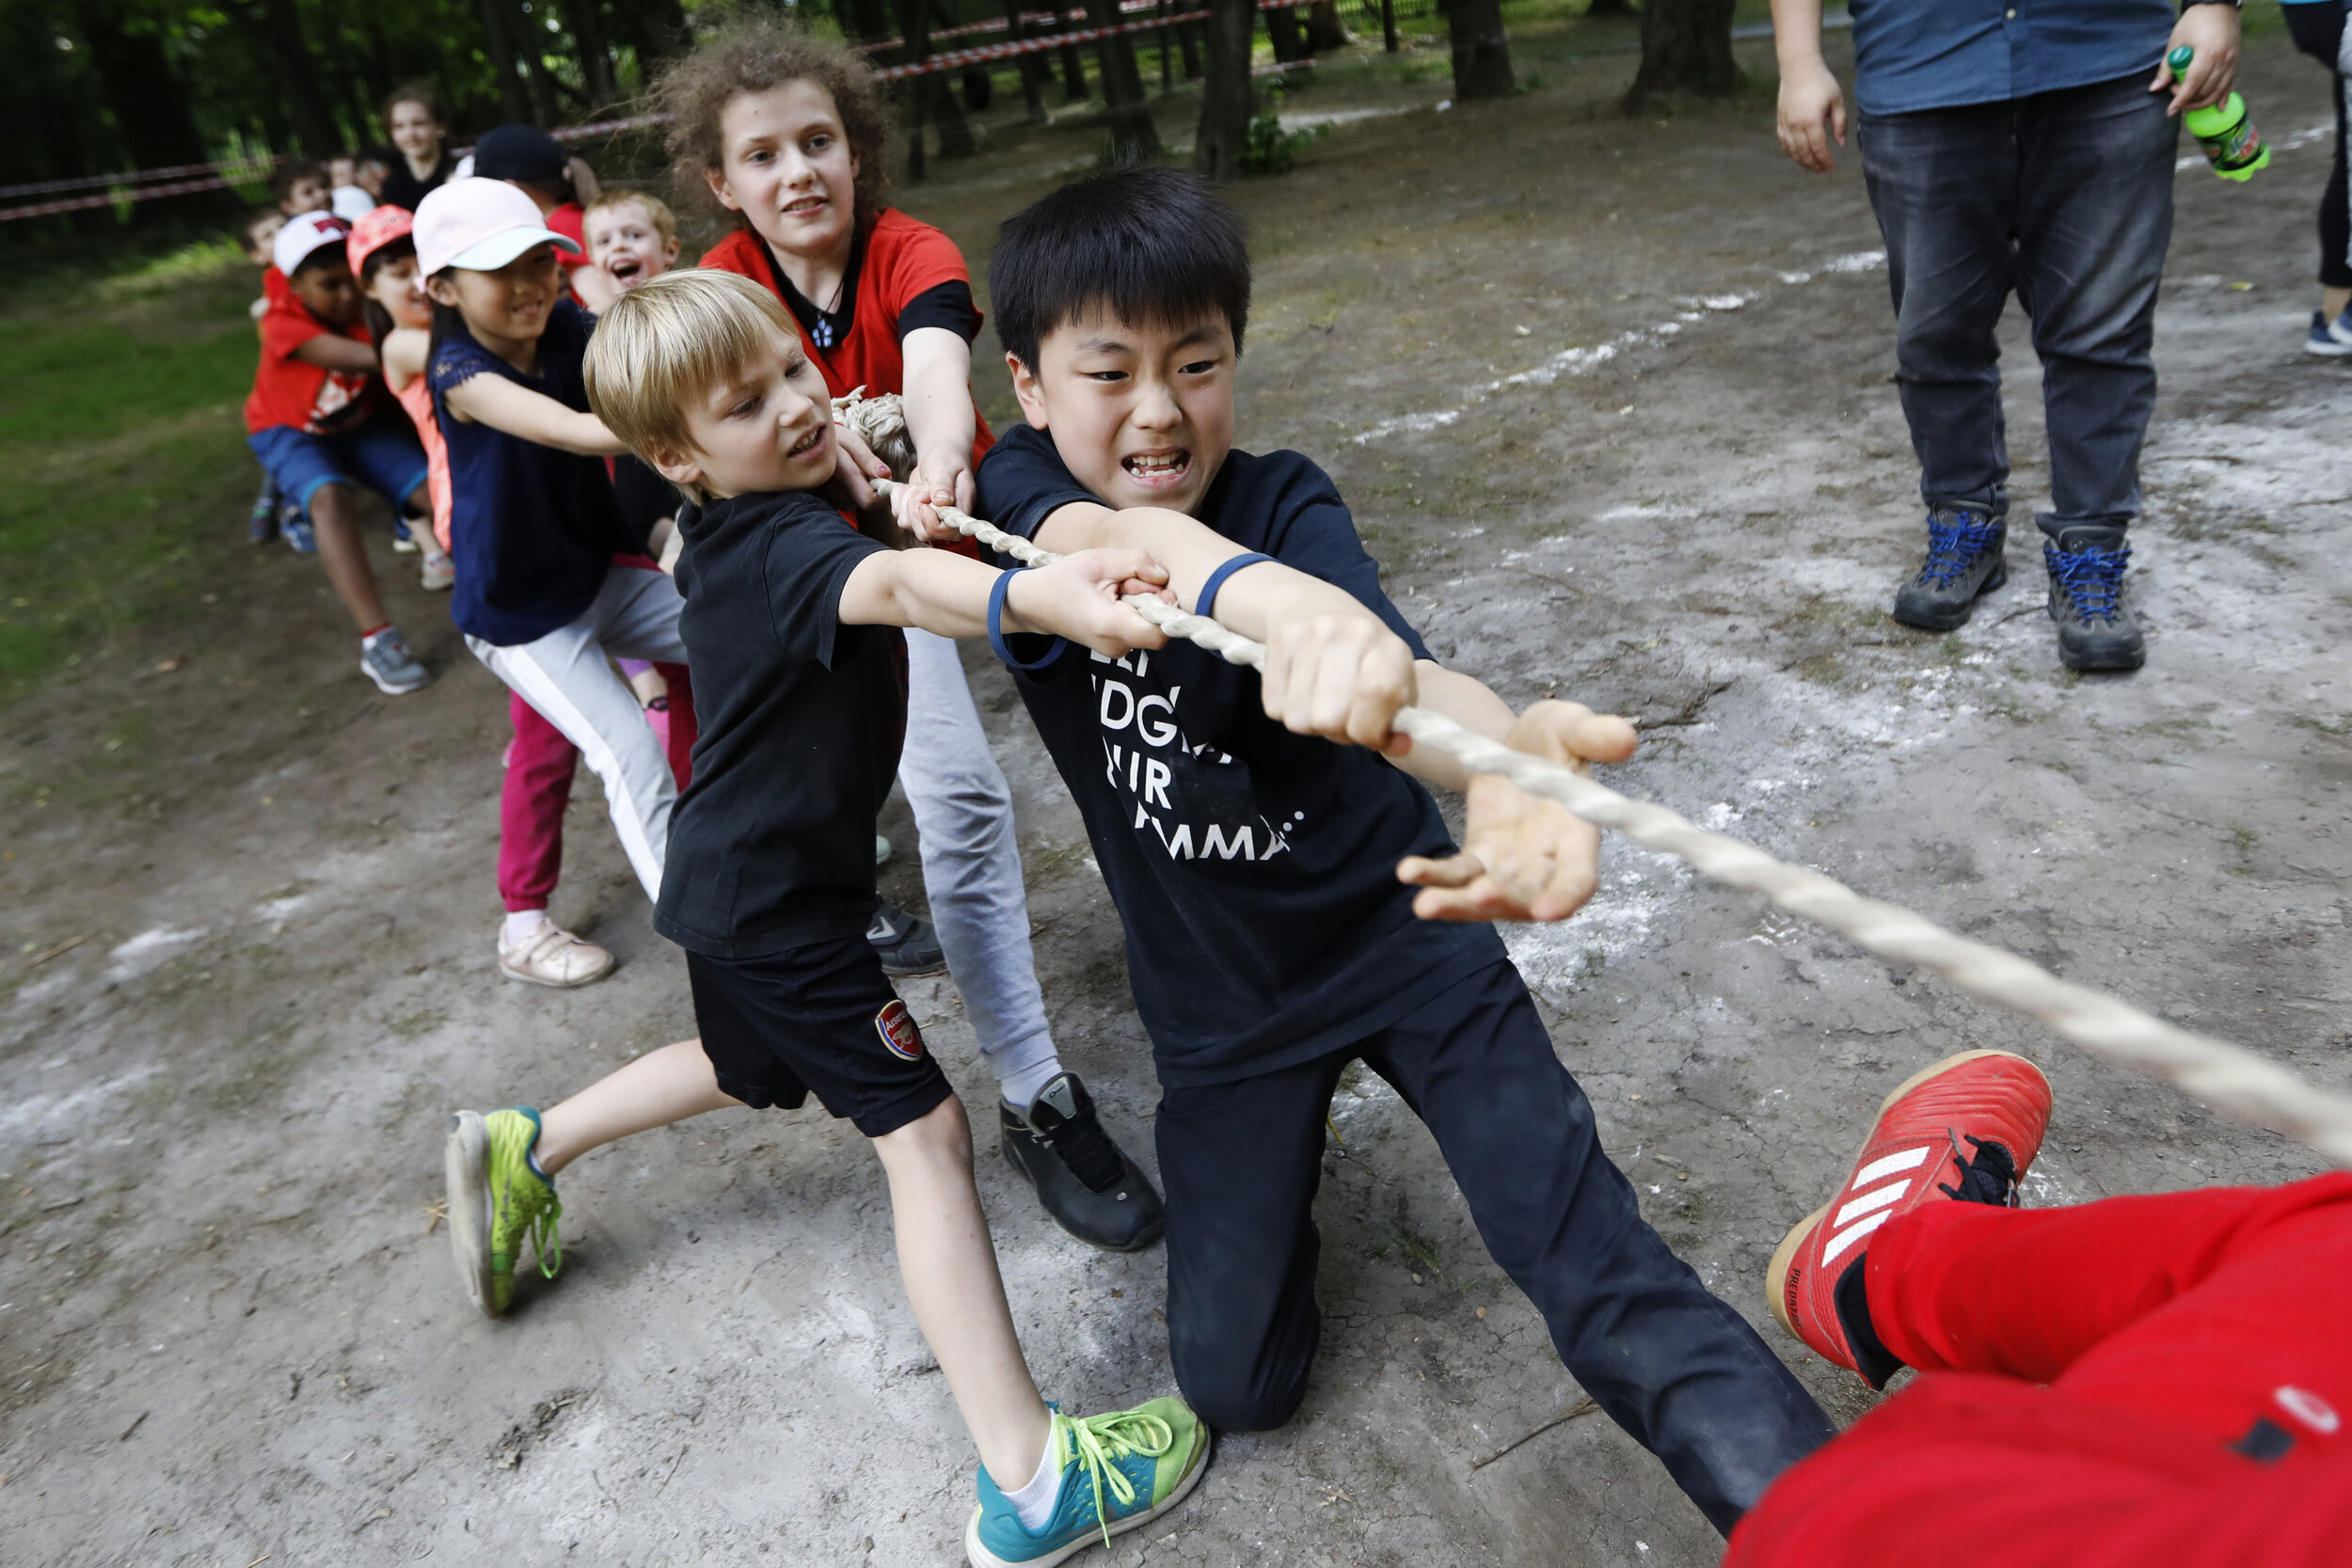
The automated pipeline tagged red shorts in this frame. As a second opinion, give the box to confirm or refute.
[1727,1175,2352,1568]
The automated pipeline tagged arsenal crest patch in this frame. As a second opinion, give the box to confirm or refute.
[875,999,925,1061]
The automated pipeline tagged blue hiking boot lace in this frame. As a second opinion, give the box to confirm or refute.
[2048,542,2130,622]
[1916,517,2003,588]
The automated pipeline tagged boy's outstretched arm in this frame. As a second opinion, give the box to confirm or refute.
[838,545,1173,657]
[1036,499,1637,923]
[1034,500,1420,751]
[444,374,628,456]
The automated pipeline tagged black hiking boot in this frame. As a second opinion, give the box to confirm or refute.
[866,902,946,977]
[1002,1072,1165,1252]
[1891,508,2008,630]
[2043,525,2145,672]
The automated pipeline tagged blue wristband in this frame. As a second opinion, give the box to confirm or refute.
[987,568,1066,671]
[1197,552,1274,619]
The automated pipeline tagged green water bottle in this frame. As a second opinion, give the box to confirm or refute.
[2170,44,2269,182]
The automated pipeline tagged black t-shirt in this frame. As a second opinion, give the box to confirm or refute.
[975,424,1505,1087]
[655,489,908,959]
[612,453,677,547]
[380,153,455,214]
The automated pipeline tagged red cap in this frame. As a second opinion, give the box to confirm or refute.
[347,203,416,277]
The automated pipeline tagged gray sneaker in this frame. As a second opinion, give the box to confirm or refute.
[360,626,432,694]
[1892,509,2007,631]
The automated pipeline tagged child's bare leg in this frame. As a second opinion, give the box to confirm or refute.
[535,1038,740,1176]
[873,1094,1054,1490]
[307,483,389,632]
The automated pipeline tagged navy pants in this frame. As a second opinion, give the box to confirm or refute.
[1154,960,1835,1535]
[1858,71,2180,539]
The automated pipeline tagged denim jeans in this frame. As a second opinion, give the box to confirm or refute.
[1859,71,2181,538]
[1155,959,1836,1534]
[898,629,1061,1101]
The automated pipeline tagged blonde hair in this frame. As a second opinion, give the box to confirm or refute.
[584,189,678,247]
[583,268,806,502]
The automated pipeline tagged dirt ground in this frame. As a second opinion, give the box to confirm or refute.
[8,29,2352,1568]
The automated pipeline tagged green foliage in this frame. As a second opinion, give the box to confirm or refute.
[1238,86,1330,177]
[0,258,258,693]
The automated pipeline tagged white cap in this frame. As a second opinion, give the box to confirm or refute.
[330,185,378,223]
[413,177,580,276]
[272,210,353,277]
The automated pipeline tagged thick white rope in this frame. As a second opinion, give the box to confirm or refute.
[850,405,2352,1167]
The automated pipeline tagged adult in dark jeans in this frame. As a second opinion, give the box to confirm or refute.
[1771,0,2245,673]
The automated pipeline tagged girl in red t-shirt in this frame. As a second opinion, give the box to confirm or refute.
[651,24,1167,1259]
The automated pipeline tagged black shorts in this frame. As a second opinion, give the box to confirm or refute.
[686,933,952,1137]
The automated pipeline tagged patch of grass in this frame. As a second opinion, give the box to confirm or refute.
[0,259,262,699]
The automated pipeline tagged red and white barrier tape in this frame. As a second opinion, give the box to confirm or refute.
[873,8,1210,80]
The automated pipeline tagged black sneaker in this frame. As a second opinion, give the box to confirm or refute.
[866,903,946,976]
[1002,1072,1165,1252]
[1891,508,2006,630]
[2044,525,2144,672]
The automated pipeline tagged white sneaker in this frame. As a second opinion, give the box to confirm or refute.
[421,549,455,592]
[497,924,616,989]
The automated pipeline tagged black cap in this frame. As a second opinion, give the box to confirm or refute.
[472,124,567,183]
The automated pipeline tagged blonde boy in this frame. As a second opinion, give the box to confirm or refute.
[445,270,1212,1566]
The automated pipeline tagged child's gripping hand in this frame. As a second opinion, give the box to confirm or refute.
[902,450,977,544]
[1261,610,1420,753]
[821,424,893,516]
[1003,551,1174,658]
[1396,701,1639,923]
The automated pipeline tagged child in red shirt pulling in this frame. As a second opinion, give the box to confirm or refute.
[244,211,436,694]
[665,18,1162,1254]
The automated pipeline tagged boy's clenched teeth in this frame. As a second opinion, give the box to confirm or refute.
[1121,450,1190,483]
[787,424,827,458]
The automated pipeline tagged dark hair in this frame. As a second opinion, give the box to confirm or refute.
[384,80,448,128]
[271,159,328,206]
[287,244,348,280]
[359,144,399,171]
[358,231,415,287]
[989,167,1250,370]
[654,16,894,230]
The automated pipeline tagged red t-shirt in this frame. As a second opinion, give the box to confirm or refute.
[244,293,378,436]
[701,211,993,474]
[261,266,294,309]
[548,202,590,269]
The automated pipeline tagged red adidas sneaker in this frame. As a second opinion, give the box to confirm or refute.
[1768,1049,2053,1382]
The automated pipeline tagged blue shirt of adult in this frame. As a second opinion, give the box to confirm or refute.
[1849,0,2177,117]
[428,297,644,645]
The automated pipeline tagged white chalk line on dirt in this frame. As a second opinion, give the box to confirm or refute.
[1344,251,1885,446]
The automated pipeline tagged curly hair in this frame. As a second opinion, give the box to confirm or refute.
[653,17,895,231]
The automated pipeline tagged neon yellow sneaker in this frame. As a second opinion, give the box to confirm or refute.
[965,1397,1211,1566]
[443,1106,562,1318]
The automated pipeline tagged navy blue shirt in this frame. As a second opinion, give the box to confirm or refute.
[1849,0,2175,117]
[430,299,644,645]
[656,489,905,960]
[977,424,1505,1088]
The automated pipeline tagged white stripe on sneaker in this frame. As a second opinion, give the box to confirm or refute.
[1834,1179,1911,1228]
[1820,1209,1894,1268]
[1851,1146,1932,1189]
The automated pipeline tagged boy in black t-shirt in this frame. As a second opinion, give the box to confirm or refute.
[960,168,1836,1536]
[440,271,1210,1565]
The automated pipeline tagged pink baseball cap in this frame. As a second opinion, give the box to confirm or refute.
[346,204,415,277]
[412,178,580,276]
[272,210,352,277]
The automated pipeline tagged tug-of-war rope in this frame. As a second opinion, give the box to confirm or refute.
[838,391,2352,1169]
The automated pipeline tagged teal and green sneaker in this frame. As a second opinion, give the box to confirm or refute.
[443,1107,563,1318]
[965,1397,1211,1566]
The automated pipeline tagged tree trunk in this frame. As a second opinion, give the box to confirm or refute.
[562,0,621,111]
[610,0,690,58]
[1265,5,1309,64]
[1077,0,1159,162]
[1057,37,1090,103]
[1446,0,1514,98]
[1303,1,1349,52]
[475,0,533,121]
[78,8,223,194]
[895,0,977,166]
[508,1,566,124]
[226,0,343,155]
[1192,0,1256,182]
[1586,0,1634,15]
[1624,0,1739,110]
[1179,19,1202,78]
[1009,9,1052,122]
